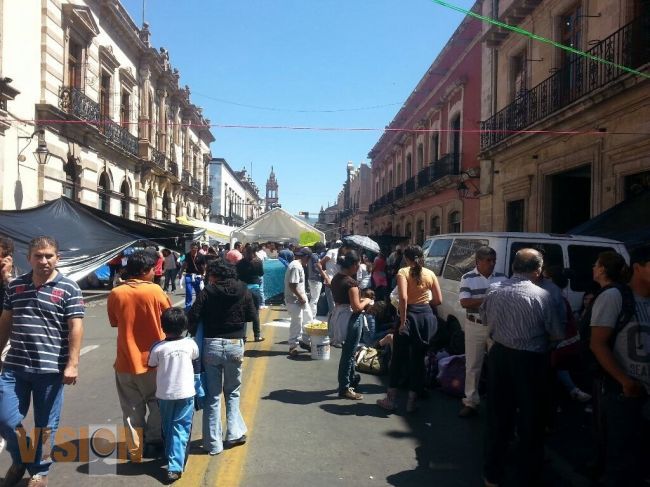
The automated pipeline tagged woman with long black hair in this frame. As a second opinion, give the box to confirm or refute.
[377,244,442,412]
[330,250,374,400]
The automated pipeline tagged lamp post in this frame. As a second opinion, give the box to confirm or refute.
[17,129,50,167]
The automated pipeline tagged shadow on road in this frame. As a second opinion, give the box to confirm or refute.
[319,403,391,418]
[262,388,339,405]
[245,349,289,358]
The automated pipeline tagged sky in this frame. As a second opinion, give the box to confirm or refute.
[120,0,474,216]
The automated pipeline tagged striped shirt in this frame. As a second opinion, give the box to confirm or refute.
[480,275,562,353]
[459,268,506,320]
[3,271,85,373]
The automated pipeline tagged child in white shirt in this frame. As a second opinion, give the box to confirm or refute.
[148,308,199,482]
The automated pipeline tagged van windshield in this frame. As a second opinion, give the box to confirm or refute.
[424,239,453,275]
[442,239,489,281]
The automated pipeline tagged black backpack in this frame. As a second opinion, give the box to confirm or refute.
[578,282,636,376]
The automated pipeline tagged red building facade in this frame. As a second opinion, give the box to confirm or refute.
[367,5,483,244]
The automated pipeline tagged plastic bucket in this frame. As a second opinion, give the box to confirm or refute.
[310,334,331,360]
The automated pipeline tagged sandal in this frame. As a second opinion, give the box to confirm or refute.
[254,336,265,342]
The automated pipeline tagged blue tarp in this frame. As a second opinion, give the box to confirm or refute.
[263,259,286,299]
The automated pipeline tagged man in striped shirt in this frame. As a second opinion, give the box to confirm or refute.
[458,246,506,418]
[480,248,562,487]
[0,236,84,487]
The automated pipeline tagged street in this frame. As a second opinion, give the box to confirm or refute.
[0,295,595,486]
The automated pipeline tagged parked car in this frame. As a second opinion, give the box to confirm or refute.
[422,232,629,351]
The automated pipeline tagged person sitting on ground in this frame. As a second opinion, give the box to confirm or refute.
[148,308,199,483]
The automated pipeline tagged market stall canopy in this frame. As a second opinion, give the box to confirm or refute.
[569,190,650,250]
[0,197,204,281]
[231,208,325,244]
[176,216,234,242]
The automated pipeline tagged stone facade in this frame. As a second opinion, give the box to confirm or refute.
[479,0,650,232]
[366,4,484,244]
[0,0,214,221]
[208,158,262,226]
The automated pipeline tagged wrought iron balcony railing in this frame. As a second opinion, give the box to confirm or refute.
[480,13,650,150]
[102,117,139,157]
[151,148,167,170]
[181,170,191,186]
[168,161,179,177]
[191,179,201,192]
[59,86,100,126]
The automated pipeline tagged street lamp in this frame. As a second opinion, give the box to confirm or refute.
[457,171,480,199]
[18,129,50,166]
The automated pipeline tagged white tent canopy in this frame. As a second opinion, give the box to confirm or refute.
[176,216,234,242]
[231,208,325,244]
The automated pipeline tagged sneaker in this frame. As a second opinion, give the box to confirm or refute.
[167,471,182,482]
[254,336,265,342]
[3,464,26,487]
[27,474,48,487]
[298,340,311,352]
[338,387,363,400]
[570,388,592,403]
[458,405,479,418]
[289,347,299,356]
[224,435,247,449]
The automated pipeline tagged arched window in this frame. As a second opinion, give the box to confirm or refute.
[395,224,401,237]
[430,215,441,236]
[416,219,425,245]
[448,211,461,233]
[63,157,78,201]
[396,163,402,183]
[98,172,110,213]
[193,207,198,218]
[176,201,181,218]
[146,189,155,219]
[417,144,424,171]
[120,180,130,219]
[406,154,412,179]
[162,191,171,220]
[405,222,412,240]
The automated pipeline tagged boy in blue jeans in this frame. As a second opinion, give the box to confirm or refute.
[148,308,199,482]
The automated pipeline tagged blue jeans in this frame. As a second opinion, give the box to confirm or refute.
[159,398,194,473]
[184,274,203,309]
[164,269,178,291]
[0,369,64,475]
[202,338,247,454]
[337,314,363,392]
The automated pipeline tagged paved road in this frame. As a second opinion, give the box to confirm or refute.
[0,294,596,486]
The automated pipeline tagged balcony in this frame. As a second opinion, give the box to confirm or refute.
[181,170,191,186]
[168,161,179,178]
[368,152,460,214]
[58,86,139,158]
[480,14,650,151]
[151,148,167,170]
[191,179,201,192]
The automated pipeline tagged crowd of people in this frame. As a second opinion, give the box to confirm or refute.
[0,233,647,486]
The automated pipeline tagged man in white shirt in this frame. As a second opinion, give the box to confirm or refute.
[320,241,341,314]
[285,247,313,356]
[458,246,507,418]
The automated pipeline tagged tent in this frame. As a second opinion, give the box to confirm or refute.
[231,208,325,244]
[569,190,650,249]
[0,197,204,281]
[176,215,234,242]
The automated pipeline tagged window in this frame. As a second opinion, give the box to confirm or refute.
[416,219,425,245]
[450,116,461,166]
[406,154,412,179]
[448,210,461,233]
[509,242,563,278]
[99,73,111,127]
[120,90,130,129]
[396,163,402,183]
[442,238,489,281]
[162,192,171,220]
[63,158,78,201]
[146,190,155,219]
[405,222,412,240]
[430,134,439,163]
[388,170,393,189]
[120,180,130,219]
[559,5,583,96]
[424,238,453,275]
[417,144,424,171]
[98,173,110,213]
[511,52,527,100]
[430,215,441,235]
[68,40,83,88]
[568,245,615,291]
[506,199,525,231]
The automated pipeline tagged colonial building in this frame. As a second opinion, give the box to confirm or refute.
[208,158,262,227]
[0,0,213,221]
[339,162,372,236]
[479,0,650,232]
[367,3,484,244]
[265,166,279,211]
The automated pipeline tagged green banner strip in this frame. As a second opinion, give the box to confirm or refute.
[431,0,650,79]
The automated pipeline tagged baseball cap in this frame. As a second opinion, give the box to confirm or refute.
[293,247,312,257]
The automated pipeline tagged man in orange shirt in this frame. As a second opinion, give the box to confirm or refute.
[107,250,171,460]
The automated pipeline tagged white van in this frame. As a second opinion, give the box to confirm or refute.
[421,232,629,336]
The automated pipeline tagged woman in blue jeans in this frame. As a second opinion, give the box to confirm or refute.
[330,250,374,400]
[188,260,256,455]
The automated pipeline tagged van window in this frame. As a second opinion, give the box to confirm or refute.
[442,239,489,281]
[424,238,453,275]
[509,242,563,277]
[568,245,615,291]
[422,239,433,255]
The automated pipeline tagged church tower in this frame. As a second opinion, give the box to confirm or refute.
[265,166,279,211]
